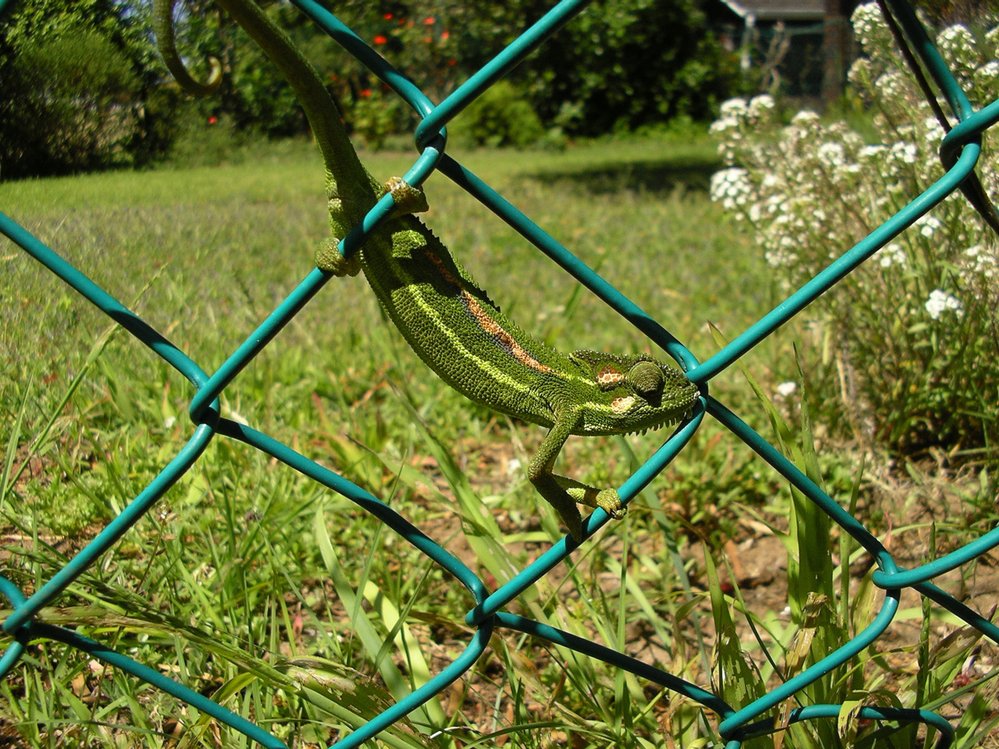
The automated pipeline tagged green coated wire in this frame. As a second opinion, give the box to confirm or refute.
[1,0,997,746]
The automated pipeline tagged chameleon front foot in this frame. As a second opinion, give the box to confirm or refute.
[530,411,629,541]
[596,489,626,519]
[542,484,627,541]
[566,486,627,521]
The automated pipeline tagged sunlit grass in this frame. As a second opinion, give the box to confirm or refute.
[1,133,995,747]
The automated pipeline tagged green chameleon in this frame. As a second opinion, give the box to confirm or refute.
[155,0,700,541]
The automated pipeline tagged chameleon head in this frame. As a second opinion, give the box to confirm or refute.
[569,350,700,435]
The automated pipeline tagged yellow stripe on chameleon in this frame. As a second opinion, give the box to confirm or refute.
[406,281,634,418]
[367,233,629,418]
[362,241,538,399]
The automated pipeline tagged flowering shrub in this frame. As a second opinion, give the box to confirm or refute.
[710,4,998,462]
[349,87,405,149]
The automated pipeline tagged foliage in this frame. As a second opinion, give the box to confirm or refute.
[349,87,407,149]
[0,138,737,746]
[722,372,995,749]
[0,0,156,178]
[709,4,999,466]
[358,4,462,106]
[0,0,744,176]
[1,31,141,178]
[445,0,743,136]
[2,128,997,746]
[452,79,545,148]
[155,0,309,138]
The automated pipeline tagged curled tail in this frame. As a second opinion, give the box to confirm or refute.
[153,0,223,96]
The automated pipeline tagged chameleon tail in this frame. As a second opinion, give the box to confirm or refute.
[213,0,379,221]
[152,0,223,97]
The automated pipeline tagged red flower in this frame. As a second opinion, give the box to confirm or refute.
[423,16,435,25]
[373,34,388,45]
[208,115,218,125]
[383,12,393,20]
[440,30,450,41]
[359,88,373,99]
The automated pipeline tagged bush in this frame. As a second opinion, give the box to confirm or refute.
[348,87,407,150]
[709,5,998,464]
[0,30,141,178]
[454,79,545,148]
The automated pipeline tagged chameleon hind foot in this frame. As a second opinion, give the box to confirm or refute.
[385,177,429,216]
[552,486,626,542]
[315,236,361,277]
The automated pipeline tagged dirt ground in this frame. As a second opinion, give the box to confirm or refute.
[410,441,999,747]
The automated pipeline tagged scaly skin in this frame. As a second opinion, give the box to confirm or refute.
[158,0,700,540]
[153,0,223,96]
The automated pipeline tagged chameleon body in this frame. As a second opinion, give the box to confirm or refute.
[157,0,700,540]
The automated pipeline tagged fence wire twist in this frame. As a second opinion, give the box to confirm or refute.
[1,0,997,746]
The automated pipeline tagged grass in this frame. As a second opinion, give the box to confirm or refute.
[0,132,996,747]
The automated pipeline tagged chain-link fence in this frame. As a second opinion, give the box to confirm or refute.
[1,0,997,746]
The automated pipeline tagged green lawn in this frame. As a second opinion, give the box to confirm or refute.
[1,136,995,748]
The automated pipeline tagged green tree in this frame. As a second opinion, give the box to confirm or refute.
[158,1,334,138]
[284,0,741,142]
[451,0,741,135]
[0,0,161,178]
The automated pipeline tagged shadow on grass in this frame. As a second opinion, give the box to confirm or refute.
[527,153,720,197]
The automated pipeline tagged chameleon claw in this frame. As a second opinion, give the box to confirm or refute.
[315,236,361,276]
[385,177,429,216]
[596,489,626,519]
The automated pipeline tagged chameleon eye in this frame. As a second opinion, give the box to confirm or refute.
[627,361,664,400]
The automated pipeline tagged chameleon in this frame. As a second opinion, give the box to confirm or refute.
[155,0,700,541]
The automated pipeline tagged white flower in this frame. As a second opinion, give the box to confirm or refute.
[851,3,887,51]
[876,71,907,98]
[709,116,739,135]
[922,117,945,145]
[987,26,999,58]
[974,60,999,90]
[764,243,797,268]
[748,95,775,123]
[915,214,942,237]
[937,25,978,73]
[719,98,749,119]
[859,144,886,161]
[890,141,918,165]
[775,381,798,398]
[848,57,874,87]
[964,244,998,279]
[791,110,821,129]
[878,242,906,268]
[818,142,846,166]
[925,289,963,320]
[709,168,754,211]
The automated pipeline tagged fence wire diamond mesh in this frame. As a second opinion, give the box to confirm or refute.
[1,0,998,747]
